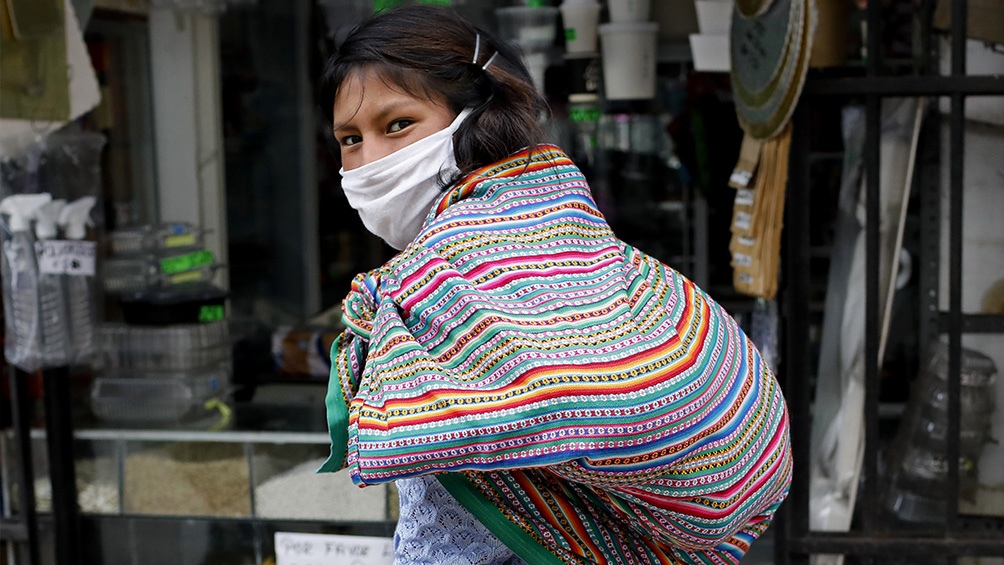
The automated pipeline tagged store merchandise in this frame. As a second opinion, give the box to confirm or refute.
[1,193,102,370]
[92,320,232,428]
[119,282,227,325]
[495,6,559,51]
[60,196,100,364]
[255,459,390,521]
[99,320,231,372]
[563,52,602,102]
[1,132,106,371]
[107,222,207,255]
[884,343,998,523]
[101,245,218,294]
[730,0,816,140]
[32,456,119,514]
[271,325,339,380]
[123,443,250,516]
[808,101,925,564]
[728,124,791,300]
[32,198,72,366]
[90,368,230,425]
[559,0,601,53]
[594,0,659,101]
[598,21,659,100]
[495,6,559,94]
[0,194,50,369]
[689,0,731,72]
[689,33,729,72]
[608,0,651,22]
[92,221,232,429]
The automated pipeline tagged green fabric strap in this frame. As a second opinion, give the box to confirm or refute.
[437,474,566,565]
[318,358,348,473]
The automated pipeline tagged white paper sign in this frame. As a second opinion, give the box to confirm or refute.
[274,532,394,565]
[35,241,96,276]
[735,188,756,207]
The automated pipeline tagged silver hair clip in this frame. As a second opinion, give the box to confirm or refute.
[482,52,498,71]
[473,33,498,71]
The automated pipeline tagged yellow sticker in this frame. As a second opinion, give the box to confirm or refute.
[165,234,197,248]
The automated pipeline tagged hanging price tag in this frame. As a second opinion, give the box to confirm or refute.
[274,532,394,565]
[35,240,96,275]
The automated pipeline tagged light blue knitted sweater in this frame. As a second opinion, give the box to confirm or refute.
[393,475,527,565]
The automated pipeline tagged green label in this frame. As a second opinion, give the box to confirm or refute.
[374,0,401,12]
[565,28,578,41]
[526,0,547,6]
[569,106,602,123]
[198,304,226,323]
[160,249,215,275]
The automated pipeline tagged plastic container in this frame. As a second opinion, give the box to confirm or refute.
[694,0,732,35]
[694,0,734,34]
[120,283,228,325]
[101,246,218,294]
[496,6,560,51]
[108,223,207,255]
[99,320,232,373]
[883,342,998,524]
[564,52,602,99]
[559,0,602,53]
[607,0,651,22]
[689,33,730,72]
[599,22,659,100]
[522,51,551,94]
[90,368,230,426]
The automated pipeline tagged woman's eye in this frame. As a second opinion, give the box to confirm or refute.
[340,135,362,147]
[387,119,414,133]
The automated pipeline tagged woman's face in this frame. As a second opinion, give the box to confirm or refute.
[333,70,457,171]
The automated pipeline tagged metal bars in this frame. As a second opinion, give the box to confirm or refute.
[3,369,40,564]
[41,369,82,565]
[781,0,1004,559]
[777,101,813,565]
[945,0,968,534]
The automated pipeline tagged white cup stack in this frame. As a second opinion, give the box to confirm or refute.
[598,0,659,100]
[560,0,603,53]
[689,0,732,72]
[496,5,561,95]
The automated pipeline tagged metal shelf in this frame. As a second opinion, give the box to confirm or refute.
[3,426,393,526]
[777,0,1004,559]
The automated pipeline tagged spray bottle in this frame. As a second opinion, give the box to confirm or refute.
[0,193,52,370]
[32,199,71,366]
[58,196,98,365]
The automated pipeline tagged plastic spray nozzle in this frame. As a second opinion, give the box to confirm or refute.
[0,194,52,233]
[33,199,67,240]
[58,196,97,240]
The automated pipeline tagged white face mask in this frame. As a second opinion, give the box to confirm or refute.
[339,108,474,250]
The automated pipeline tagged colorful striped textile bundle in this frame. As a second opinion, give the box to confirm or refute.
[320,145,793,564]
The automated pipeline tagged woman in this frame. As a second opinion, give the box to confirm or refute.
[318,6,792,564]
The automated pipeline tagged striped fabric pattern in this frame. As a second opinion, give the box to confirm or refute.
[321,145,792,564]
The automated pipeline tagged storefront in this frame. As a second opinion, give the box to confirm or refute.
[1,0,1002,563]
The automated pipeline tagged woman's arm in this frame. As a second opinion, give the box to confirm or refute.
[318,271,378,473]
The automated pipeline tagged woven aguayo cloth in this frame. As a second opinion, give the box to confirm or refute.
[320,145,793,564]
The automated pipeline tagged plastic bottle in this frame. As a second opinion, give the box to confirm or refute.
[58,196,99,365]
[0,193,52,370]
[884,342,998,525]
[32,198,72,366]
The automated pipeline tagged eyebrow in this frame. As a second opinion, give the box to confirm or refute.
[332,100,416,136]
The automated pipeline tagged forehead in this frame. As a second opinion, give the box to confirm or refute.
[332,68,440,125]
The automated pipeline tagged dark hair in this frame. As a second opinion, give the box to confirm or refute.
[319,5,549,178]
